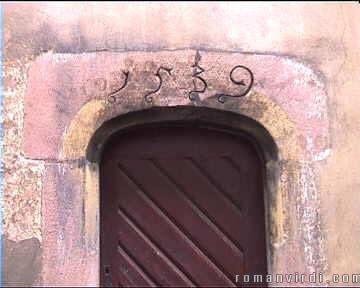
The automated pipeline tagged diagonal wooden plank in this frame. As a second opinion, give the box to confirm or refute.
[150,158,245,258]
[149,159,245,278]
[186,157,243,216]
[117,162,237,287]
[117,241,158,287]
[117,205,197,287]
[222,155,242,175]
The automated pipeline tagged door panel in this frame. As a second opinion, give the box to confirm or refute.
[100,126,267,287]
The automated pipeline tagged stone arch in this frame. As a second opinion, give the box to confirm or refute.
[21,50,329,286]
[59,90,301,283]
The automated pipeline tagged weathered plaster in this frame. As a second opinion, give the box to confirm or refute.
[23,50,328,163]
[2,2,360,287]
[16,49,327,285]
[41,162,98,286]
[2,238,42,286]
[2,59,45,242]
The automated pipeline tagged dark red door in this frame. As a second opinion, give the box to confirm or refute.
[100,125,267,287]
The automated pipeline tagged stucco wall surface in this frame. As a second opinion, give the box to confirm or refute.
[2,2,360,286]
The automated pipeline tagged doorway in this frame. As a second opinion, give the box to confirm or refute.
[100,124,267,287]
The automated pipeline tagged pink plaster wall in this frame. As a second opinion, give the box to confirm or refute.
[23,52,329,162]
[3,2,360,287]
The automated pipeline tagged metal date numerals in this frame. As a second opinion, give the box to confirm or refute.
[189,51,207,101]
[144,66,173,103]
[215,65,254,103]
[108,71,130,104]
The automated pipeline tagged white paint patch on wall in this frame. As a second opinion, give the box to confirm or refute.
[298,161,327,274]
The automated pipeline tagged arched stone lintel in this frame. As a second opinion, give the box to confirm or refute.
[59,91,302,280]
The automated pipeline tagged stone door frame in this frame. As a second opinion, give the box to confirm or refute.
[21,50,328,285]
[88,106,278,285]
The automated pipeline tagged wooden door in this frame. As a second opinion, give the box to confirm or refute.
[100,125,267,287]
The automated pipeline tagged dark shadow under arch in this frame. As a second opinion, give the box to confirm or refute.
[87,106,278,164]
